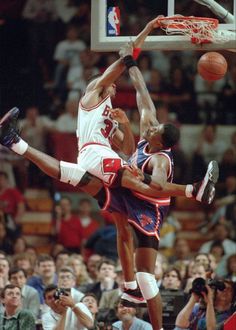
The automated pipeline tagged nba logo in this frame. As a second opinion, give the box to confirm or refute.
[107,7,120,36]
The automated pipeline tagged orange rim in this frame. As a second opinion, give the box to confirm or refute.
[157,16,219,30]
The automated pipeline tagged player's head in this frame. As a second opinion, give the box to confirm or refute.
[143,123,180,149]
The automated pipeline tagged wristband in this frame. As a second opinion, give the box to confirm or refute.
[123,55,137,69]
[133,48,141,59]
[143,173,152,185]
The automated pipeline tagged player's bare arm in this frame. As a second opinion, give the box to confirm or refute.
[82,18,161,108]
[110,108,135,155]
[147,154,168,190]
[119,42,159,136]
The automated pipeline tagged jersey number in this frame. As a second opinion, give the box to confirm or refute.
[101,119,113,138]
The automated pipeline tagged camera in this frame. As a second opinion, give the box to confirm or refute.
[190,278,226,297]
[53,288,70,300]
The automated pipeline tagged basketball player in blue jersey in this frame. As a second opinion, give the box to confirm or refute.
[107,42,219,329]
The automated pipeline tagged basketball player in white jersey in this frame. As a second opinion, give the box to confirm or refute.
[73,18,168,196]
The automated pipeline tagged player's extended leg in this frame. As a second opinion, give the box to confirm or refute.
[0,108,218,204]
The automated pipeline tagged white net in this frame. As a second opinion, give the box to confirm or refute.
[158,15,234,44]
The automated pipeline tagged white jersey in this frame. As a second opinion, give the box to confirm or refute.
[77,95,117,151]
[76,94,127,186]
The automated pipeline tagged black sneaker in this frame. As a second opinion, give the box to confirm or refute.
[0,107,20,148]
[193,160,219,204]
[121,287,147,307]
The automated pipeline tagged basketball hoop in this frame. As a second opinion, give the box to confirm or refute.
[157,15,232,44]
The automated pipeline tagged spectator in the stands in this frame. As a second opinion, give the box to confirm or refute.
[9,267,40,319]
[53,24,86,100]
[192,124,228,179]
[99,263,124,309]
[22,0,59,81]
[225,254,236,282]
[184,261,211,294]
[27,254,57,303]
[137,53,152,83]
[81,293,99,328]
[0,171,25,225]
[161,266,183,290]
[86,254,102,283]
[53,196,84,253]
[82,258,118,303]
[77,198,100,244]
[54,98,78,133]
[55,250,70,272]
[57,267,84,303]
[13,236,27,255]
[12,252,35,277]
[0,258,10,290]
[0,284,36,329]
[0,218,13,255]
[174,279,235,330]
[169,238,192,265]
[167,67,197,123]
[42,284,93,330]
[112,297,152,330]
[84,225,118,261]
[199,223,236,256]
[67,254,92,288]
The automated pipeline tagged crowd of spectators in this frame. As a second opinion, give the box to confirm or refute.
[0,0,236,329]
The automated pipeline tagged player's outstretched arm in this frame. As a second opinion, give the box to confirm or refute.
[119,43,159,136]
[87,17,160,93]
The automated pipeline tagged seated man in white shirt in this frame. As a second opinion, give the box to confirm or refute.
[57,266,84,303]
[42,284,93,330]
[9,267,40,320]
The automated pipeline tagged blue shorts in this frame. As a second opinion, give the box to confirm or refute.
[100,187,169,240]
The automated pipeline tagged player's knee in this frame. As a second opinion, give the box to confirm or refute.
[60,161,88,187]
[136,272,159,300]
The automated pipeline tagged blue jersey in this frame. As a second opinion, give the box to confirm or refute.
[101,140,174,240]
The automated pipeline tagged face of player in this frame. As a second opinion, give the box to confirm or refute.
[143,124,165,148]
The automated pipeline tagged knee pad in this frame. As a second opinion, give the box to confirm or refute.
[136,272,159,300]
[60,161,87,187]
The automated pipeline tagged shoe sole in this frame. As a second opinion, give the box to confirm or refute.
[0,107,19,126]
[121,292,147,306]
[120,298,147,308]
[196,160,219,204]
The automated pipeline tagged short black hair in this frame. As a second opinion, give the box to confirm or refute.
[162,123,180,148]
[9,267,27,279]
[43,284,58,299]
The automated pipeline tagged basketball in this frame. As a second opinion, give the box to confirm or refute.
[197,52,228,81]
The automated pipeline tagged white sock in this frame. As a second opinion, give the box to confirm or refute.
[11,139,28,155]
[124,281,137,290]
[185,184,193,198]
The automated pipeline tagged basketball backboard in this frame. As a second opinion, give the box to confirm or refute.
[91,0,236,51]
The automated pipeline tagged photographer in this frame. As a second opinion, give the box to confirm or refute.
[42,284,94,330]
[174,279,235,330]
